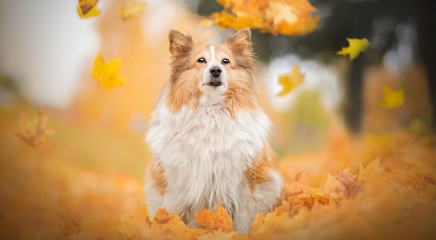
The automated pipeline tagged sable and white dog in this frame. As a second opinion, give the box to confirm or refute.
[144,29,283,234]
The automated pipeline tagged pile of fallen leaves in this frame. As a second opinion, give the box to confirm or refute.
[1,108,435,239]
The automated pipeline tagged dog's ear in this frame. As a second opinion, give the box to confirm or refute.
[225,28,252,57]
[169,30,193,57]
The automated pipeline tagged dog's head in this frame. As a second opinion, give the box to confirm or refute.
[166,29,257,114]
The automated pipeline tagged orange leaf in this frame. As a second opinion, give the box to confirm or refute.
[14,108,55,148]
[195,204,233,232]
[208,0,320,36]
[149,208,207,239]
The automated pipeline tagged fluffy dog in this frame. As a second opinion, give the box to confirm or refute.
[144,29,283,234]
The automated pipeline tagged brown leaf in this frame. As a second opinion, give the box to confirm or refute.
[325,172,364,200]
[14,108,55,148]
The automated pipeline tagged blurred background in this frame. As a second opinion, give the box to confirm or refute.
[0,0,434,175]
[1,0,436,238]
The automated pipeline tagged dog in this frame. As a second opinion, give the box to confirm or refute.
[144,28,283,234]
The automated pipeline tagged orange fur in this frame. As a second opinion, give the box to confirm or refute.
[224,69,258,118]
[166,30,258,116]
[245,144,276,190]
[149,158,167,195]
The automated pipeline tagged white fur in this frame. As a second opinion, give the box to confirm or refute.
[199,45,228,98]
[144,85,283,234]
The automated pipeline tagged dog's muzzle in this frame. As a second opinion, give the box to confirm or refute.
[209,67,222,87]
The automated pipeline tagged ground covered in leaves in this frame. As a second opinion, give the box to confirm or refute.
[1,106,435,240]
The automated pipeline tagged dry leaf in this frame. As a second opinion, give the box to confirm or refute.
[119,0,146,21]
[195,204,233,232]
[92,52,126,90]
[277,64,304,96]
[337,38,370,60]
[77,0,100,19]
[325,172,364,200]
[380,85,404,108]
[14,108,55,148]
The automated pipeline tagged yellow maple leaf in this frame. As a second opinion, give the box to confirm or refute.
[277,64,304,97]
[194,204,233,232]
[380,85,404,108]
[337,38,370,60]
[92,52,126,90]
[14,108,55,148]
[119,0,146,21]
[77,0,100,19]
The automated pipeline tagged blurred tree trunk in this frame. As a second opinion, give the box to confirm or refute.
[344,53,367,134]
[414,0,436,131]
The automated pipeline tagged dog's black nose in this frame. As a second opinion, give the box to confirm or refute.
[210,67,222,78]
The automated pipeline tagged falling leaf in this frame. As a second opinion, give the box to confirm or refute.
[277,65,304,97]
[119,0,146,21]
[14,108,55,148]
[92,52,126,90]
[380,85,404,108]
[195,204,233,232]
[210,11,267,31]
[206,0,320,35]
[337,38,370,60]
[77,0,100,19]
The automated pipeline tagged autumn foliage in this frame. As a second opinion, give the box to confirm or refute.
[205,0,321,35]
[1,105,436,239]
[0,0,435,239]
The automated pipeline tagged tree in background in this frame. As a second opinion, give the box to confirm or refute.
[195,0,435,133]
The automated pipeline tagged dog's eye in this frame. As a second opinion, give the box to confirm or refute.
[197,58,206,63]
[221,58,230,64]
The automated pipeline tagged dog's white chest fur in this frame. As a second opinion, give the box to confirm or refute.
[145,87,282,234]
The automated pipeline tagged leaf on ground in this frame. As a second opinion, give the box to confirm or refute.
[92,52,126,90]
[195,204,233,232]
[14,108,55,148]
[197,231,237,240]
[249,210,292,237]
[77,0,100,19]
[277,65,304,96]
[149,208,207,239]
[380,85,404,108]
[325,172,364,200]
[119,0,146,21]
[207,0,320,35]
[337,38,370,60]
